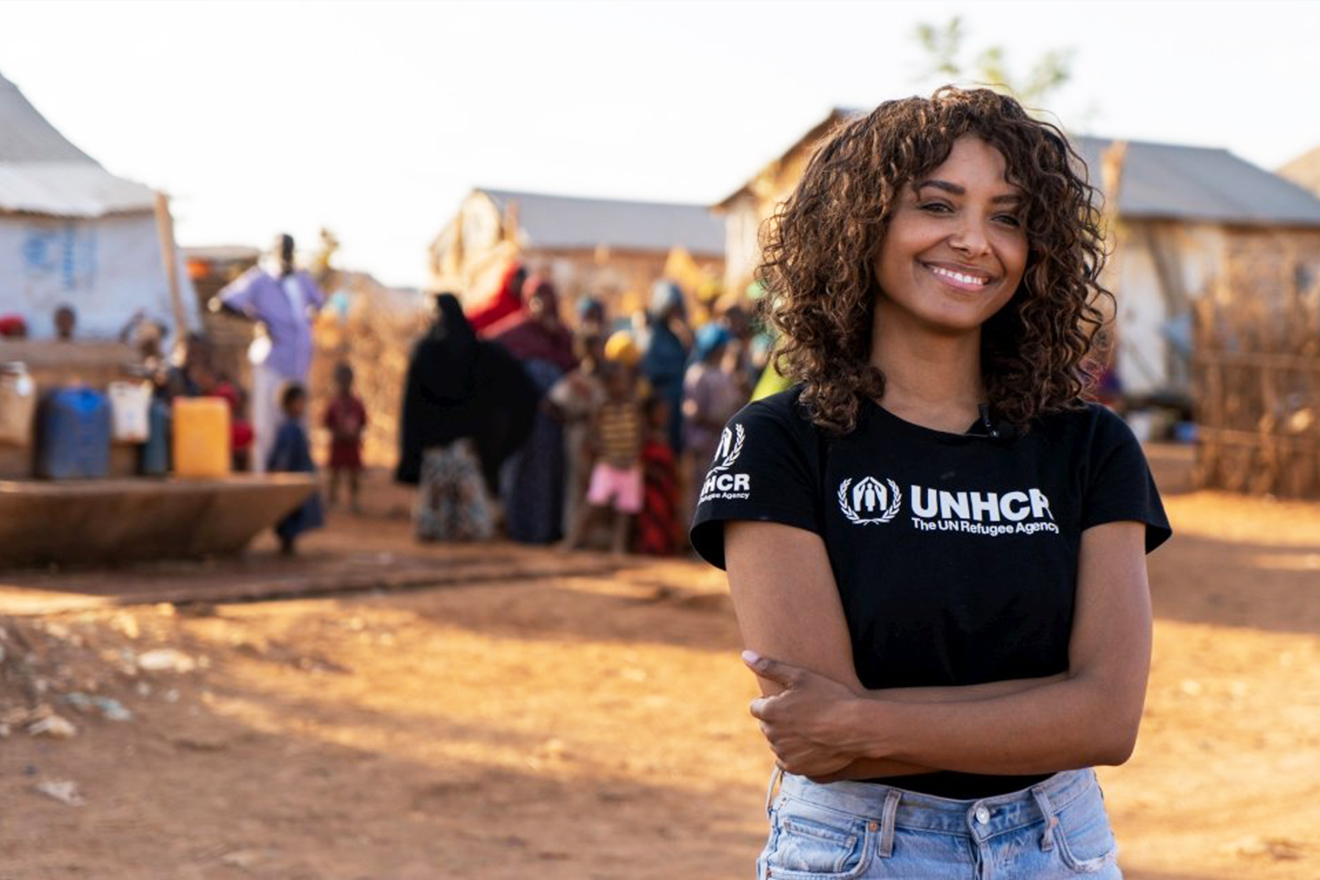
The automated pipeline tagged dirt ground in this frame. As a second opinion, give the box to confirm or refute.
[1,449,1317,879]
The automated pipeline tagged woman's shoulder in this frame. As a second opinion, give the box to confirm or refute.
[728,385,818,438]
[1036,400,1124,427]
[1033,401,1139,448]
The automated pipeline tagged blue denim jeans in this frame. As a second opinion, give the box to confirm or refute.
[758,767,1121,879]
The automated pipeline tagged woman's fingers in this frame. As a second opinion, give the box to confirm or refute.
[745,652,861,777]
[742,650,805,688]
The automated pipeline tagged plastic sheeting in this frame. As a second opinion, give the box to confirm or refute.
[0,211,198,341]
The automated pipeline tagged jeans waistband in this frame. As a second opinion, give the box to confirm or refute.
[775,767,1097,841]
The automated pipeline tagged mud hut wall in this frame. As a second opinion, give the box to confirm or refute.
[1110,221,1227,397]
[1215,227,1320,306]
[429,193,507,300]
[719,138,821,295]
[721,194,761,296]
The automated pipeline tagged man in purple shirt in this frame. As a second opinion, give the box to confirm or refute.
[217,234,324,473]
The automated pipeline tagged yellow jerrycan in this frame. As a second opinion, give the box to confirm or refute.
[172,397,230,477]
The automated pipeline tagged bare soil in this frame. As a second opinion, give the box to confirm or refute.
[1,453,1317,879]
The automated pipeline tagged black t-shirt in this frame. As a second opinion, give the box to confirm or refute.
[690,386,1171,799]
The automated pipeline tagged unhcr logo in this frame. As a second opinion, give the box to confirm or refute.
[837,476,902,525]
[708,424,745,474]
[699,424,751,504]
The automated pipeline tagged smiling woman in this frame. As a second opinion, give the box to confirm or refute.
[689,87,1171,879]
[874,137,1029,343]
[760,87,1110,437]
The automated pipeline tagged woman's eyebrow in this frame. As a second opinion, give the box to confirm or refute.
[914,179,1024,204]
[915,179,963,195]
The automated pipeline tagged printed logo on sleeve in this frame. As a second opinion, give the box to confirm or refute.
[699,424,750,503]
[708,424,745,473]
[837,477,1059,537]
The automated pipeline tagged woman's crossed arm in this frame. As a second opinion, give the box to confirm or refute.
[725,518,1151,780]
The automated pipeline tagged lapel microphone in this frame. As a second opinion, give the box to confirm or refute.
[978,403,1019,442]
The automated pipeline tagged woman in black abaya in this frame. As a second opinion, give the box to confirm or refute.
[397,293,537,540]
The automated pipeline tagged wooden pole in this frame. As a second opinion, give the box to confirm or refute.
[153,191,189,341]
[1098,140,1128,313]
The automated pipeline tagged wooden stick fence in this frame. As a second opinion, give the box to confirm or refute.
[1192,245,1320,497]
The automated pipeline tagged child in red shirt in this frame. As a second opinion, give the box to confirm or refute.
[184,358,253,471]
[323,362,367,512]
[634,394,680,556]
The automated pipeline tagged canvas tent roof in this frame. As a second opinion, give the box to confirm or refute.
[0,72,94,164]
[718,107,1320,228]
[0,162,156,218]
[0,70,197,340]
[0,72,154,217]
[480,188,724,256]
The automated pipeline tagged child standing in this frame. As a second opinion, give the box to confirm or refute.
[548,334,607,537]
[213,376,254,472]
[268,382,325,555]
[634,394,680,556]
[561,363,642,555]
[323,362,368,512]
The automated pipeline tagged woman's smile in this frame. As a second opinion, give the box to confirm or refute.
[920,261,996,292]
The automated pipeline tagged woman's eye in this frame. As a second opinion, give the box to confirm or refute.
[995,214,1023,227]
[919,202,951,214]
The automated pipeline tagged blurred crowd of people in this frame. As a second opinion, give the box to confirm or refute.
[3,234,775,558]
[397,260,773,555]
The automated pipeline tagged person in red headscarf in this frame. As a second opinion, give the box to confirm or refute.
[488,275,579,543]
[485,275,578,372]
[467,260,527,335]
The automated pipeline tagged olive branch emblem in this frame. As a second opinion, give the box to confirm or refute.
[708,423,745,474]
[837,477,902,525]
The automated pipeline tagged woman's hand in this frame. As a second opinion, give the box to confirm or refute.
[744,650,865,779]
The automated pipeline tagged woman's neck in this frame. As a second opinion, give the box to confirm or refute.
[869,312,986,433]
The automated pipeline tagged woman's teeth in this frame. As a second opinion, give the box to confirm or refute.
[928,264,989,287]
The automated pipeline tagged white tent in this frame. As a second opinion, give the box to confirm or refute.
[0,71,197,341]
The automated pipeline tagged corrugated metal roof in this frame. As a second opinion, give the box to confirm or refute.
[0,162,155,217]
[481,188,724,256]
[1072,136,1320,227]
[0,73,95,164]
[723,107,1320,227]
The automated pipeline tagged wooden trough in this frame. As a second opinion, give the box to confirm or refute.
[0,475,316,568]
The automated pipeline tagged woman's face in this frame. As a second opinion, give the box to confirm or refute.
[527,290,558,324]
[874,135,1028,337]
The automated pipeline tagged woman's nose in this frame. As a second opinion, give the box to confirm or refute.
[948,217,991,256]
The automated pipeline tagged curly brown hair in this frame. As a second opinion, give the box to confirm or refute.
[758,86,1111,434]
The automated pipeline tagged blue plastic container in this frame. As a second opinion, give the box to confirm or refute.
[37,388,112,480]
[140,396,171,475]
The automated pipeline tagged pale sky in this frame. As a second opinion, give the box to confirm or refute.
[2,0,1317,289]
